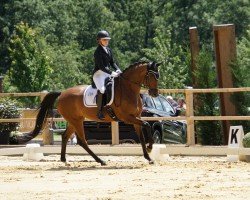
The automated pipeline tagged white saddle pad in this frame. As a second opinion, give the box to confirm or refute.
[83,84,115,107]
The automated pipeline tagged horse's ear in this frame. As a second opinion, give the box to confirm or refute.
[148,61,155,69]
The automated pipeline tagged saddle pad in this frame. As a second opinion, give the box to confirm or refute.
[83,84,115,107]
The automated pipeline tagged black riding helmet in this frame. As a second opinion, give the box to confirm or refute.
[97,30,111,40]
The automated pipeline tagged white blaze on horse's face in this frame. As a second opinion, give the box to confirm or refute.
[146,62,161,97]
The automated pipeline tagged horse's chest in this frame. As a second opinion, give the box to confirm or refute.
[124,96,142,114]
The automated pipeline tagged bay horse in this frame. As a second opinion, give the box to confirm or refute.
[24,61,160,165]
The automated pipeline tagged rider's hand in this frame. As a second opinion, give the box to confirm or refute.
[116,69,122,74]
[111,71,119,77]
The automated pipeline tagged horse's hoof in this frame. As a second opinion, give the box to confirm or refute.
[149,160,154,165]
[146,147,152,153]
[100,161,107,166]
[61,158,66,162]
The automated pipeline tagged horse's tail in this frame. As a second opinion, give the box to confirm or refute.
[11,92,61,144]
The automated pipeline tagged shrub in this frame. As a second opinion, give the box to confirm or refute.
[243,132,250,148]
[0,98,20,133]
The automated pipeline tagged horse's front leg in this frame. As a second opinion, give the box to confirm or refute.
[141,121,154,152]
[124,116,154,164]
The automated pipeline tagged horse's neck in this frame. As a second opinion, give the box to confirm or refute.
[115,76,140,95]
[122,72,144,93]
[123,66,146,86]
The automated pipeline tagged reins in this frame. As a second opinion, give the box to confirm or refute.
[120,74,144,87]
[113,62,159,107]
[120,70,159,88]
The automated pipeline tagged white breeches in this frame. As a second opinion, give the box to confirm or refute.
[93,70,110,94]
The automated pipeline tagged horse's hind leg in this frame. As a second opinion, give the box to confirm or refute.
[61,124,75,162]
[72,120,106,166]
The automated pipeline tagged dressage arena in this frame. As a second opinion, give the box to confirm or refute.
[0,89,249,200]
[0,152,249,200]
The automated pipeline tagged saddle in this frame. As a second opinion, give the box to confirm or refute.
[84,77,114,107]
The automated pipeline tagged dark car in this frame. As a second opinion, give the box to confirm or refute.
[84,121,138,144]
[53,94,187,144]
[141,94,187,144]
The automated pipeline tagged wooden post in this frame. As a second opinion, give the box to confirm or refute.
[213,24,237,144]
[185,89,195,145]
[42,126,54,145]
[189,27,201,121]
[111,121,119,145]
[0,76,3,93]
[189,27,200,88]
[19,110,36,132]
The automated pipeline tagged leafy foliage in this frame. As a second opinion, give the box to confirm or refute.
[143,28,188,89]
[8,22,52,92]
[0,0,249,92]
[194,47,222,145]
[230,29,250,131]
[47,43,87,90]
[243,132,250,148]
[0,98,20,133]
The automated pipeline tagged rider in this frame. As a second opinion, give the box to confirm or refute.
[93,30,122,120]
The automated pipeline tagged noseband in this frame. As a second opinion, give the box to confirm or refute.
[144,70,159,88]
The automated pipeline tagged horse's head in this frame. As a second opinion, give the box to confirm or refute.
[144,61,161,97]
[122,61,161,97]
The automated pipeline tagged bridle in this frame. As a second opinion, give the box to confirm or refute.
[144,70,159,86]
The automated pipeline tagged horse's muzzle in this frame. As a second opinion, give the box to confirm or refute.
[148,89,159,97]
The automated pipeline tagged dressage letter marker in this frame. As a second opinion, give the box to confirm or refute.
[227,126,244,162]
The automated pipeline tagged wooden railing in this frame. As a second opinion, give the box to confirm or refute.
[0,87,250,145]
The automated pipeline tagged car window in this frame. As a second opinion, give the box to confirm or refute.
[145,96,154,108]
[160,97,175,113]
[152,97,164,111]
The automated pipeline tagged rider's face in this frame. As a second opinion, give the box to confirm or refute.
[100,39,110,47]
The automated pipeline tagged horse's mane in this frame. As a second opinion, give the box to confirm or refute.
[123,61,148,73]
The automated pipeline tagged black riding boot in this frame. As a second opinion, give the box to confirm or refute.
[96,91,105,120]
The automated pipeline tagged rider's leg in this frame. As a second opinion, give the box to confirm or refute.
[96,90,105,119]
[93,70,109,120]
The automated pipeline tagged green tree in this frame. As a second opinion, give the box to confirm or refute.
[143,28,188,89]
[1,0,250,93]
[230,29,250,131]
[214,0,250,39]
[194,47,222,145]
[48,43,88,90]
[233,29,250,87]
[8,22,52,92]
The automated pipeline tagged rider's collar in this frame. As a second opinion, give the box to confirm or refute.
[101,45,108,53]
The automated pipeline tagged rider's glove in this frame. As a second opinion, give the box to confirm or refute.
[116,69,122,74]
[111,71,119,77]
